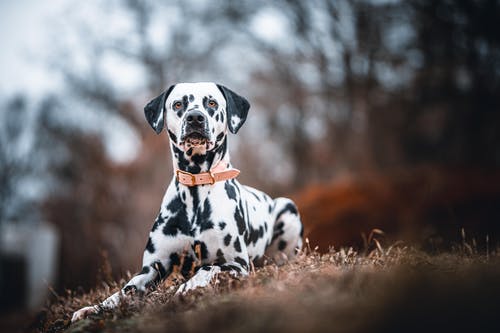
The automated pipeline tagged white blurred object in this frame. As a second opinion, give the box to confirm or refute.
[0,222,59,309]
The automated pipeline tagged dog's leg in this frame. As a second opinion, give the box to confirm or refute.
[265,198,303,265]
[71,259,168,322]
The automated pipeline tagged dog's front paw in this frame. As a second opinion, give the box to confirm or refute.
[71,305,99,323]
[176,266,221,295]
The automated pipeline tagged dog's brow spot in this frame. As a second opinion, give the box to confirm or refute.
[189,94,194,102]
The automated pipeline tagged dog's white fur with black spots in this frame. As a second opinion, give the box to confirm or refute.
[71,82,303,322]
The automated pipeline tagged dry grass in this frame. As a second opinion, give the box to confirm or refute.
[28,236,500,333]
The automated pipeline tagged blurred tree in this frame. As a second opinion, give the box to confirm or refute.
[0,96,42,223]
[33,0,500,289]
[404,0,500,167]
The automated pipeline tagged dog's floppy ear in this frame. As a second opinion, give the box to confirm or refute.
[217,84,250,134]
[144,85,175,134]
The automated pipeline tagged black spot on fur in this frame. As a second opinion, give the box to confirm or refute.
[139,266,150,275]
[197,199,213,232]
[221,264,241,273]
[272,222,285,241]
[245,226,261,246]
[176,95,189,117]
[278,240,287,251]
[216,132,224,142]
[234,257,248,269]
[168,130,177,143]
[189,187,200,209]
[152,215,164,232]
[225,181,237,201]
[189,94,194,102]
[234,237,242,252]
[276,202,299,219]
[123,285,137,294]
[272,229,285,242]
[146,237,155,253]
[203,96,218,117]
[234,207,246,235]
[172,145,190,172]
[200,220,214,232]
[224,233,232,246]
[219,221,227,230]
[163,195,190,236]
[216,249,226,264]
[215,113,219,122]
[186,148,193,156]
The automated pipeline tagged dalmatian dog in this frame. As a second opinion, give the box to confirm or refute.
[71,82,303,322]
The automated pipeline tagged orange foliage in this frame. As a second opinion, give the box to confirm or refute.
[294,167,500,251]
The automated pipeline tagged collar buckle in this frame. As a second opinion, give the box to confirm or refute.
[176,169,196,186]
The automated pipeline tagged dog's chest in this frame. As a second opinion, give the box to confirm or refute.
[181,184,242,260]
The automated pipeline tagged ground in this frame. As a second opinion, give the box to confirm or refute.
[26,237,500,333]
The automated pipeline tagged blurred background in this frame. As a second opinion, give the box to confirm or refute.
[1,0,499,314]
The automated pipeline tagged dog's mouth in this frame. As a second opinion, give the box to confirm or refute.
[180,131,212,148]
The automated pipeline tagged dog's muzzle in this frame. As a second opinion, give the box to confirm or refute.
[181,110,210,146]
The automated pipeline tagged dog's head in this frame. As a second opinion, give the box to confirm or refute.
[144,82,249,154]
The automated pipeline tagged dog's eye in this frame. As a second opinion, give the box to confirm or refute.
[173,101,183,110]
[208,100,218,108]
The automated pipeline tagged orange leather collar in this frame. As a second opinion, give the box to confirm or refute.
[175,162,240,186]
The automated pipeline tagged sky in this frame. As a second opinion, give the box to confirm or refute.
[0,0,143,164]
[0,1,71,98]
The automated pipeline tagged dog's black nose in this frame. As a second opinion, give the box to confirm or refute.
[185,110,206,126]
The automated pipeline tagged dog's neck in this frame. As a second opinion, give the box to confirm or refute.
[170,137,229,174]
